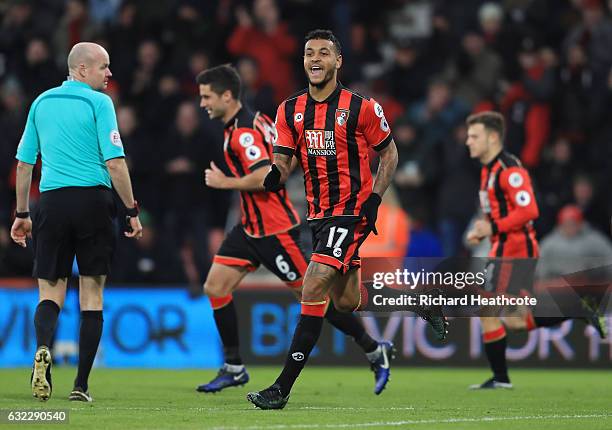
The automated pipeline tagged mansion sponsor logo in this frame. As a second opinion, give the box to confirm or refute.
[305,129,336,156]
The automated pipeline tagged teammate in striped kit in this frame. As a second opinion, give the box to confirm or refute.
[247,30,447,410]
[465,111,606,389]
[195,65,393,394]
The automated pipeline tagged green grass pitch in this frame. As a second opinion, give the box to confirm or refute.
[0,367,610,429]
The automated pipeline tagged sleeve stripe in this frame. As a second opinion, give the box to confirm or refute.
[273,145,295,156]
[249,159,271,171]
[373,134,393,151]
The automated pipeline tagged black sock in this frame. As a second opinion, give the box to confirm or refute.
[275,315,323,396]
[213,301,242,365]
[533,317,570,328]
[325,305,377,353]
[484,337,509,383]
[34,300,60,348]
[74,311,103,392]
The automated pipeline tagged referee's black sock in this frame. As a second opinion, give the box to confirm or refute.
[74,311,103,392]
[212,300,243,366]
[484,337,509,383]
[324,305,378,353]
[34,299,60,348]
[275,314,323,396]
[533,317,570,328]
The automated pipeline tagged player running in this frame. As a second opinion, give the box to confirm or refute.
[246,30,447,410]
[196,64,396,395]
[465,111,606,389]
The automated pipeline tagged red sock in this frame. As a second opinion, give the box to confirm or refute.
[209,294,233,310]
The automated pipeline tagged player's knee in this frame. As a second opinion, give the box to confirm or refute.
[333,294,359,313]
[301,281,327,303]
[480,316,502,332]
[501,316,526,331]
[204,280,232,298]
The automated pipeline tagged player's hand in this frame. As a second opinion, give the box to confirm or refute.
[10,217,32,248]
[473,219,493,238]
[205,162,228,189]
[263,164,282,192]
[125,215,143,239]
[360,193,382,235]
[466,230,482,246]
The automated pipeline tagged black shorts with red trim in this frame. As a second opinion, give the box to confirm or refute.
[484,258,537,295]
[213,224,308,288]
[309,216,371,274]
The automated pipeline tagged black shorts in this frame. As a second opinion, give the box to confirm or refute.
[309,216,371,274]
[32,186,117,280]
[484,258,538,294]
[213,225,308,288]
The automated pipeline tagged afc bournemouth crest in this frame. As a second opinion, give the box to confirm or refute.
[336,109,350,126]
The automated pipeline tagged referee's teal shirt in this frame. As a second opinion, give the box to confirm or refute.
[16,79,125,192]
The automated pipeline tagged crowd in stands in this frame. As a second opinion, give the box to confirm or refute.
[1,0,610,286]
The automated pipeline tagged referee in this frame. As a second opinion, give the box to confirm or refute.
[10,42,143,402]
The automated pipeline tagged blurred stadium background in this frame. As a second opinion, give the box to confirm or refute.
[0,0,611,373]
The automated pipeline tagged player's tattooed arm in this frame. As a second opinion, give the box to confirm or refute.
[273,152,293,183]
[289,156,299,173]
[372,140,398,196]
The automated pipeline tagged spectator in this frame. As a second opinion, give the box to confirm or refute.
[565,0,612,78]
[160,101,220,287]
[18,38,63,103]
[0,80,27,221]
[52,0,100,63]
[128,39,163,106]
[107,1,141,91]
[117,105,160,217]
[227,0,297,102]
[555,43,596,134]
[436,124,480,256]
[501,39,554,168]
[0,1,55,79]
[537,205,612,279]
[534,135,576,235]
[572,174,609,234]
[408,79,470,149]
[236,56,276,117]
[443,31,503,107]
[393,116,437,225]
[385,41,430,104]
[111,210,187,284]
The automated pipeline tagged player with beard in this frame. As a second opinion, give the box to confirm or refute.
[195,64,399,394]
[246,30,448,410]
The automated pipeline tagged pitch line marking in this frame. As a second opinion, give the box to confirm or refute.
[210,414,612,429]
[67,406,416,412]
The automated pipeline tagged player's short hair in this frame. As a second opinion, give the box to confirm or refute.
[196,64,241,99]
[305,29,342,55]
[466,111,505,142]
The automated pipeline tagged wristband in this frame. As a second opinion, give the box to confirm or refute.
[15,211,30,219]
[126,200,139,217]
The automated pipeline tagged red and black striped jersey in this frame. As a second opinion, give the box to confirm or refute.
[223,108,300,238]
[479,151,539,257]
[273,84,393,220]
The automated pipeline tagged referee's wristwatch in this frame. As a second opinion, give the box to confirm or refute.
[126,200,139,217]
[15,211,30,218]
